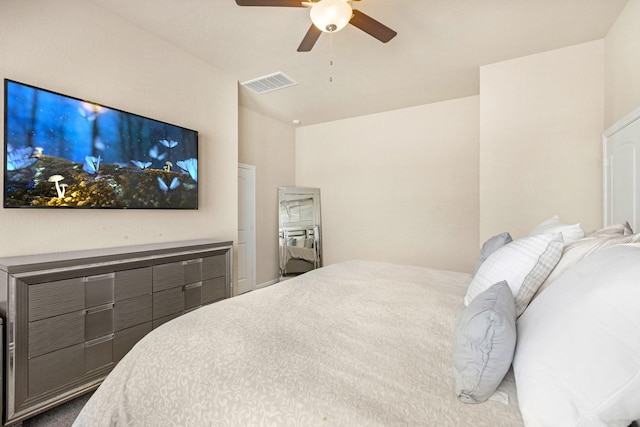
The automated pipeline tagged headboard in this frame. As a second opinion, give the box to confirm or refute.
[603,106,640,233]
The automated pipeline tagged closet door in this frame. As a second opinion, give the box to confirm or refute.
[604,108,640,232]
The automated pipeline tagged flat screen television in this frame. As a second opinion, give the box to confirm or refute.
[3,79,198,209]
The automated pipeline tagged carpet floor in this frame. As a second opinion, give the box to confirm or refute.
[21,392,93,427]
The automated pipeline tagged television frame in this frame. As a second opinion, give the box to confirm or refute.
[3,79,199,209]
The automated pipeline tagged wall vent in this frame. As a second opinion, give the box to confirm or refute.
[240,71,297,94]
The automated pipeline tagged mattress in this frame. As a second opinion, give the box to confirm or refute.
[73,260,523,426]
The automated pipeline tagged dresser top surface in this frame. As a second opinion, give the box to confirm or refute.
[0,239,233,274]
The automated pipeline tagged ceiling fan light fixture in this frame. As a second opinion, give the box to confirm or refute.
[310,0,353,33]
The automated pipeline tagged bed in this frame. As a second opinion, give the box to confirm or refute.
[73,218,640,427]
[73,260,523,426]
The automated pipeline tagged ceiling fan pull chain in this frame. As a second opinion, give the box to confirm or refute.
[329,32,333,82]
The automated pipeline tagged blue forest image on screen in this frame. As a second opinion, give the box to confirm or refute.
[4,80,198,208]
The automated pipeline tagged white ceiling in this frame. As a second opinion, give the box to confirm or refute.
[87,0,628,126]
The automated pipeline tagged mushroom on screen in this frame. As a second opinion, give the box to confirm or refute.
[48,175,65,198]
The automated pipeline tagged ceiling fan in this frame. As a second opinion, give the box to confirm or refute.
[235,0,397,52]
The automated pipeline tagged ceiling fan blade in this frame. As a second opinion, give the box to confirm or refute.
[349,9,397,43]
[297,24,322,52]
[235,0,307,6]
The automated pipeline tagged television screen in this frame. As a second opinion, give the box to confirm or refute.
[3,79,198,209]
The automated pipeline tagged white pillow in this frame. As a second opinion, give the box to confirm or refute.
[514,245,640,426]
[529,215,585,245]
[464,233,563,316]
[533,232,640,299]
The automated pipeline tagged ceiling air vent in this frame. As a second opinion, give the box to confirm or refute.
[240,71,297,94]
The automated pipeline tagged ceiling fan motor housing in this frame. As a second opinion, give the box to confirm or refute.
[310,0,353,33]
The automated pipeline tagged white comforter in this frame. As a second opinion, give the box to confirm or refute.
[73,260,523,426]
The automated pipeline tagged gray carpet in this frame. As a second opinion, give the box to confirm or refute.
[21,392,93,427]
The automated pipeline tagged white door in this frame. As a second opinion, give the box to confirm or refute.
[604,107,640,233]
[238,164,256,294]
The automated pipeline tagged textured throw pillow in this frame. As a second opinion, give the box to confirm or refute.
[473,232,512,275]
[464,233,563,316]
[529,215,584,245]
[514,245,640,426]
[533,232,640,299]
[587,223,628,237]
[452,281,516,403]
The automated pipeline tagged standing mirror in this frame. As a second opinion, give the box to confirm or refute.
[278,187,322,278]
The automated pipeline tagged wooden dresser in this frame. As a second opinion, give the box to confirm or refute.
[0,239,233,426]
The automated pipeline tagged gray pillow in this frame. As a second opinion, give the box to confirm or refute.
[473,232,512,275]
[452,280,516,403]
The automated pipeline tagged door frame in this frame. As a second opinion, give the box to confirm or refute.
[238,163,257,294]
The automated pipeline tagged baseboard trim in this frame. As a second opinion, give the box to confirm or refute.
[256,278,279,289]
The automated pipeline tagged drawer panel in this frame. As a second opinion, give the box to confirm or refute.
[114,322,152,362]
[183,259,202,284]
[202,255,226,280]
[29,311,85,359]
[115,267,152,301]
[184,282,202,311]
[29,343,84,396]
[202,277,227,304]
[85,305,114,341]
[152,262,185,292]
[153,287,184,319]
[85,335,114,373]
[29,278,85,321]
[114,295,152,331]
[152,312,181,329]
[85,273,114,307]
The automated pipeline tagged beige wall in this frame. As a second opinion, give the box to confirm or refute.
[296,96,480,273]
[0,0,238,257]
[479,40,604,241]
[605,0,640,128]
[238,107,296,286]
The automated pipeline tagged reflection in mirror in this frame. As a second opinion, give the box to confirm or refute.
[278,187,322,279]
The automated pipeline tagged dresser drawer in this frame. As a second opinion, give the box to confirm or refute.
[202,277,227,304]
[183,259,202,285]
[115,267,152,301]
[28,278,85,322]
[114,295,152,331]
[153,287,184,319]
[85,335,114,373]
[85,273,114,307]
[85,304,114,341]
[152,262,186,292]
[114,322,152,363]
[29,343,84,396]
[28,311,84,359]
[184,282,202,311]
[202,255,226,280]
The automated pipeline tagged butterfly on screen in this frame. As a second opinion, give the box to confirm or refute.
[176,158,197,182]
[83,155,101,174]
[149,145,166,161]
[159,139,178,149]
[6,145,37,171]
[131,160,152,170]
[158,176,180,192]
